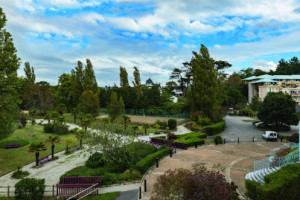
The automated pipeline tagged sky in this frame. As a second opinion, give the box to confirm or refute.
[1,0,300,86]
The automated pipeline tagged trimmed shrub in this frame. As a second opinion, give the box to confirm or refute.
[86,152,106,168]
[155,120,167,129]
[135,147,171,174]
[168,119,177,130]
[0,139,29,148]
[12,170,30,179]
[43,123,54,133]
[238,107,253,116]
[15,178,45,200]
[202,120,226,136]
[44,122,69,135]
[197,117,211,126]
[122,169,142,181]
[214,135,223,144]
[245,163,300,200]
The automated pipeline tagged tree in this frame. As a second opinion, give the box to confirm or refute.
[249,96,261,112]
[225,88,245,108]
[132,66,141,87]
[57,116,65,125]
[80,118,91,131]
[56,103,66,116]
[228,73,242,90]
[76,129,86,148]
[65,137,74,154]
[28,142,47,166]
[108,92,125,121]
[258,92,298,127]
[0,8,21,139]
[142,123,150,135]
[214,60,232,71]
[24,62,35,84]
[120,66,129,87]
[187,44,219,120]
[83,59,98,94]
[78,90,100,116]
[70,61,84,107]
[122,115,131,130]
[45,136,61,159]
[56,73,72,110]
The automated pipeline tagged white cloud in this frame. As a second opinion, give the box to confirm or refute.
[253,60,277,71]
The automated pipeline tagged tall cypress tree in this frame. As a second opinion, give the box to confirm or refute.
[83,59,98,94]
[0,8,21,139]
[70,61,84,107]
[24,62,35,84]
[120,66,129,87]
[188,44,218,120]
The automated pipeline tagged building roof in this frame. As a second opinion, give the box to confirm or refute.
[243,75,300,81]
[146,78,154,84]
[251,79,279,84]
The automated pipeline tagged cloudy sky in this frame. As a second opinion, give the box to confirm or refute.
[2,0,300,86]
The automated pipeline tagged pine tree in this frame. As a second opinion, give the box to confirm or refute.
[108,92,124,121]
[120,66,129,87]
[83,59,98,94]
[132,66,141,87]
[0,8,21,139]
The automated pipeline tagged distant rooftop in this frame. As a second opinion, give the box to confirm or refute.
[243,75,300,81]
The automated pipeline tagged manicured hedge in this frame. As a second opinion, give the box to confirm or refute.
[135,147,171,174]
[0,139,29,148]
[176,131,207,139]
[168,119,177,130]
[202,120,226,136]
[174,131,206,147]
[245,163,300,200]
[15,178,45,200]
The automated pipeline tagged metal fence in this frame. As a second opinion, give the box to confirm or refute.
[254,147,299,172]
[99,108,190,119]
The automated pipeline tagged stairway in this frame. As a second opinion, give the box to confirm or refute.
[245,167,280,183]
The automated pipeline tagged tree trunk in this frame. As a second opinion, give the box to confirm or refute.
[145,129,146,135]
[51,145,55,159]
[66,145,68,153]
[35,152,39,166]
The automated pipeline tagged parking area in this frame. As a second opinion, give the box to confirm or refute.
[220,116,299,142]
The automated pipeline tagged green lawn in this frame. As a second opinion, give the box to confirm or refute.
[242,119,255,122]
[0,123,81,176]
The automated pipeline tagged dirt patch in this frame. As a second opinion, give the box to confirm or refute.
[96,115,184,124]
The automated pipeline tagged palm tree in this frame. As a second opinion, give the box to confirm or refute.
[56,103,66,116]
[122,115,131,130]
[76,129,86,148]
[132,125,139,135]
[80,118,91,131]
[45,136,61,159]
[142,123,150,135]
[28,142,47,166]
[44,111,51,123]
[57,116,65,125]
[71,108,78,124]
[78,112,85,124]
[65,137,74,154]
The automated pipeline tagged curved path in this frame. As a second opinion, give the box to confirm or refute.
[141,142,284,200]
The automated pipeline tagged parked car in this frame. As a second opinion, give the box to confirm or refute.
[252,120,261,125]
[262,131,277,141]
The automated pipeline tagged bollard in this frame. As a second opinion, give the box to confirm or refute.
[267,139,268,143]
[174,148,176,154]
[223,138,225,144]
[156,158,159,168]
[195,142,198,148]
[215,138,218,145]
[253,137,254,143]
[281,138,283,142]
[238,137,239,143]
[144,179,147,192]
[170,149,173,157]
[139,186,142,199]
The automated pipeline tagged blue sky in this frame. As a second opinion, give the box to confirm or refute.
[2,0,300,86]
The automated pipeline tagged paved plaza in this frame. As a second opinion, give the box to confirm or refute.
[141,142,284,200]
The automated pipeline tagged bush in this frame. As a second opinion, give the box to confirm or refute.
[214,135,223,144]
[122,169,141,181]
[44,122,69,135]
[155,120,167,129]
[19,113,28,128]
[135,147,171,174]
[202,120,226,136]
[15,178,45,200]
[239,107,253,116]
[271,124,290,131]
[168,119,177,130]
[197,117,211,126]
[174,132,206,147]
[167,133,177,140]
[288,133,299,143]
[86,152,106,168]
[43,123,54,133]
[12,170,30,179]
[245,163,300,200]
[0,139,29,148]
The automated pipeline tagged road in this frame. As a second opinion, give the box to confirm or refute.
[220,115,299,142]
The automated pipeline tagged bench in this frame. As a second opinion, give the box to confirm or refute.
[74,146,80,151]
[5,143,20,149]
[159,131,165,134]
[39,156,51,165]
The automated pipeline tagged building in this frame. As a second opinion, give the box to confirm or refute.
[244,75,300,105]
[145,78,154,87]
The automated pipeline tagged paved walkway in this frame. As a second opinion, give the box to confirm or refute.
[141,142,284,200]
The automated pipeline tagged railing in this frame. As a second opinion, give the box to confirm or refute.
[57,184,94,197]
[254,148,299,171]
[62,176,101,184]
[66,183,99,200]
[270,142,298,157]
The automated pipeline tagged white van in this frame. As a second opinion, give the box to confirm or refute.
[262,131,277,141]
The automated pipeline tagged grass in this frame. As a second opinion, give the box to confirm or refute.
[242,119,255,122]
[82,192,120,200]
[0,123,82,176]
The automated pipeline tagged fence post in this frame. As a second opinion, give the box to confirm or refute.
[139,186,142,199]
[7,186,10,198]
[156,158,159,168]
[52,185,55,197]
[144,179,147,192]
